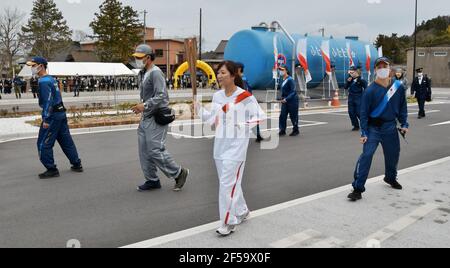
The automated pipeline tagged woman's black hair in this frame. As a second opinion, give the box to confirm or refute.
[217,61,244,89]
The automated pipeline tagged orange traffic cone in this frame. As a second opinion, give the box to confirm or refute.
[331,90,341,107]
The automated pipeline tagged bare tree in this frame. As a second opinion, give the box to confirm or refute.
[0,7,25,75]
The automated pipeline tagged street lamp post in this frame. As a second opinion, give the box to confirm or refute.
[142,10,148,44]
[413,0,418,81]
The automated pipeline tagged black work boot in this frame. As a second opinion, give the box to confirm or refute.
[39,169,60,179]
[71,164,84,173]
[348,190,363,201]
[384,178,403,190]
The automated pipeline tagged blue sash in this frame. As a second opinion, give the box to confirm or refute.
[370,80,402,118]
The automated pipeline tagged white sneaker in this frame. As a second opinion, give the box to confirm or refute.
[216,225,236,236]
[237,210,250,224]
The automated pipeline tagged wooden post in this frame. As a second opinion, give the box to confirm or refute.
[184,38,198,119]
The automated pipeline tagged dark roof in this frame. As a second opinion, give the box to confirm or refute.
[71,51,100,62]
[214,40,228,54]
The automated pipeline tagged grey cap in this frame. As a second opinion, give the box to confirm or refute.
[132,44,154,58]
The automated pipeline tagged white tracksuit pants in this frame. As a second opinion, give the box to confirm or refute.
[215,160,249,226]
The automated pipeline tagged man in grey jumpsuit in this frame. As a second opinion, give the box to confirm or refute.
[131,44,189,191]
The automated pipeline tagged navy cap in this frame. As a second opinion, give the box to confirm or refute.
[374,56,391,68]
[26,56,48,67]
[278,64,287,70]
[416,68,423,73]
[349,66,358,71]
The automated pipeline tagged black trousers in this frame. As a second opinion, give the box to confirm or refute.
[418,98,426,117]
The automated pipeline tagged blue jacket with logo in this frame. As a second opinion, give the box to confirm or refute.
[38,75,63,123]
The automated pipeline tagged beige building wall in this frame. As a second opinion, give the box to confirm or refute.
[407,47,450,87]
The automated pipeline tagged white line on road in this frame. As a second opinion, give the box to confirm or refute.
[307,237,344,248]
[354,203,439,248]
[270,229,321,248]
[430,121,450,127]
[121,156,450,248]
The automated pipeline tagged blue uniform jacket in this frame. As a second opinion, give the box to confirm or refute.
[344,77,368,96]
[38,75,63,123]
[360,82,409,137]
[242,75,252,93]
[280,77,298,103]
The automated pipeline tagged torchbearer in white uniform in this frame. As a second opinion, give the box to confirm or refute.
[195,61,266,236]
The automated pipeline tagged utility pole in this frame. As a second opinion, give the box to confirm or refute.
[413,0,418,81]
[143,10,148,44]
[199,8,202,60]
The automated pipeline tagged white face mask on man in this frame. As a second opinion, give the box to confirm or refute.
[31,65,41,76]
[135,56,149,69]
[376,68,391,79]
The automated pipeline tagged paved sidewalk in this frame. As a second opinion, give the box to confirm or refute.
[124,157,450,248]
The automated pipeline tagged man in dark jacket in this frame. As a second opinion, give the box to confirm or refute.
[411,68,432,119]
[345,66,368,131]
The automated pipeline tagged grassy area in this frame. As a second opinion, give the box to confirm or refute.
[25,102,194,129]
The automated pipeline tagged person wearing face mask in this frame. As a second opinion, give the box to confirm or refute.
[393,68,409,91]
[278,65,300,137]
[411,68,432,119]
[348,57,409,202]
[26,57,83,179]
[345,66,368,131]
[131,44,189,192]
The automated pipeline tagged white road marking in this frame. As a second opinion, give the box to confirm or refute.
[430,121,450,127]
[270,229,321,248]
[307,237,344,248]
[354,203,439,248]
[121,156,450,248]
[167,119,328,139]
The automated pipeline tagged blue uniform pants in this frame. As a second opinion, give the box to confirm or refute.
[353,123,400,192]
[348,94,362,128]
[279,101,299,133]
[37,112,81,170]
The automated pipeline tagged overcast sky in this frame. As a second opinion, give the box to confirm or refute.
[2,0,450,51]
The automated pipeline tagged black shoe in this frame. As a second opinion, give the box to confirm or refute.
[39,169,60,179]
[384,178,403,190]
[352,127,360,131]
[347,190,362,201]
[137,180,162,191]
[279,131,286,136]
[71,164,83,173]
[289,131,300,137]
[174,168,189,192]
[256,136,264,143]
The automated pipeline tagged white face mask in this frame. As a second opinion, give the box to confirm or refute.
[376,68,390,79]
[31,66,41,76]
[135,59,145,69]
[418,73,423,77]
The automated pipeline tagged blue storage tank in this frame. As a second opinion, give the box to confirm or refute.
[224,26,378,90]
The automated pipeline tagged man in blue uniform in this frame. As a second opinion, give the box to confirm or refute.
[278,65,300,137]
[345,66,368,131]
[411,68,432,119]
[26,57,83,179]
[348,57,409,201]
